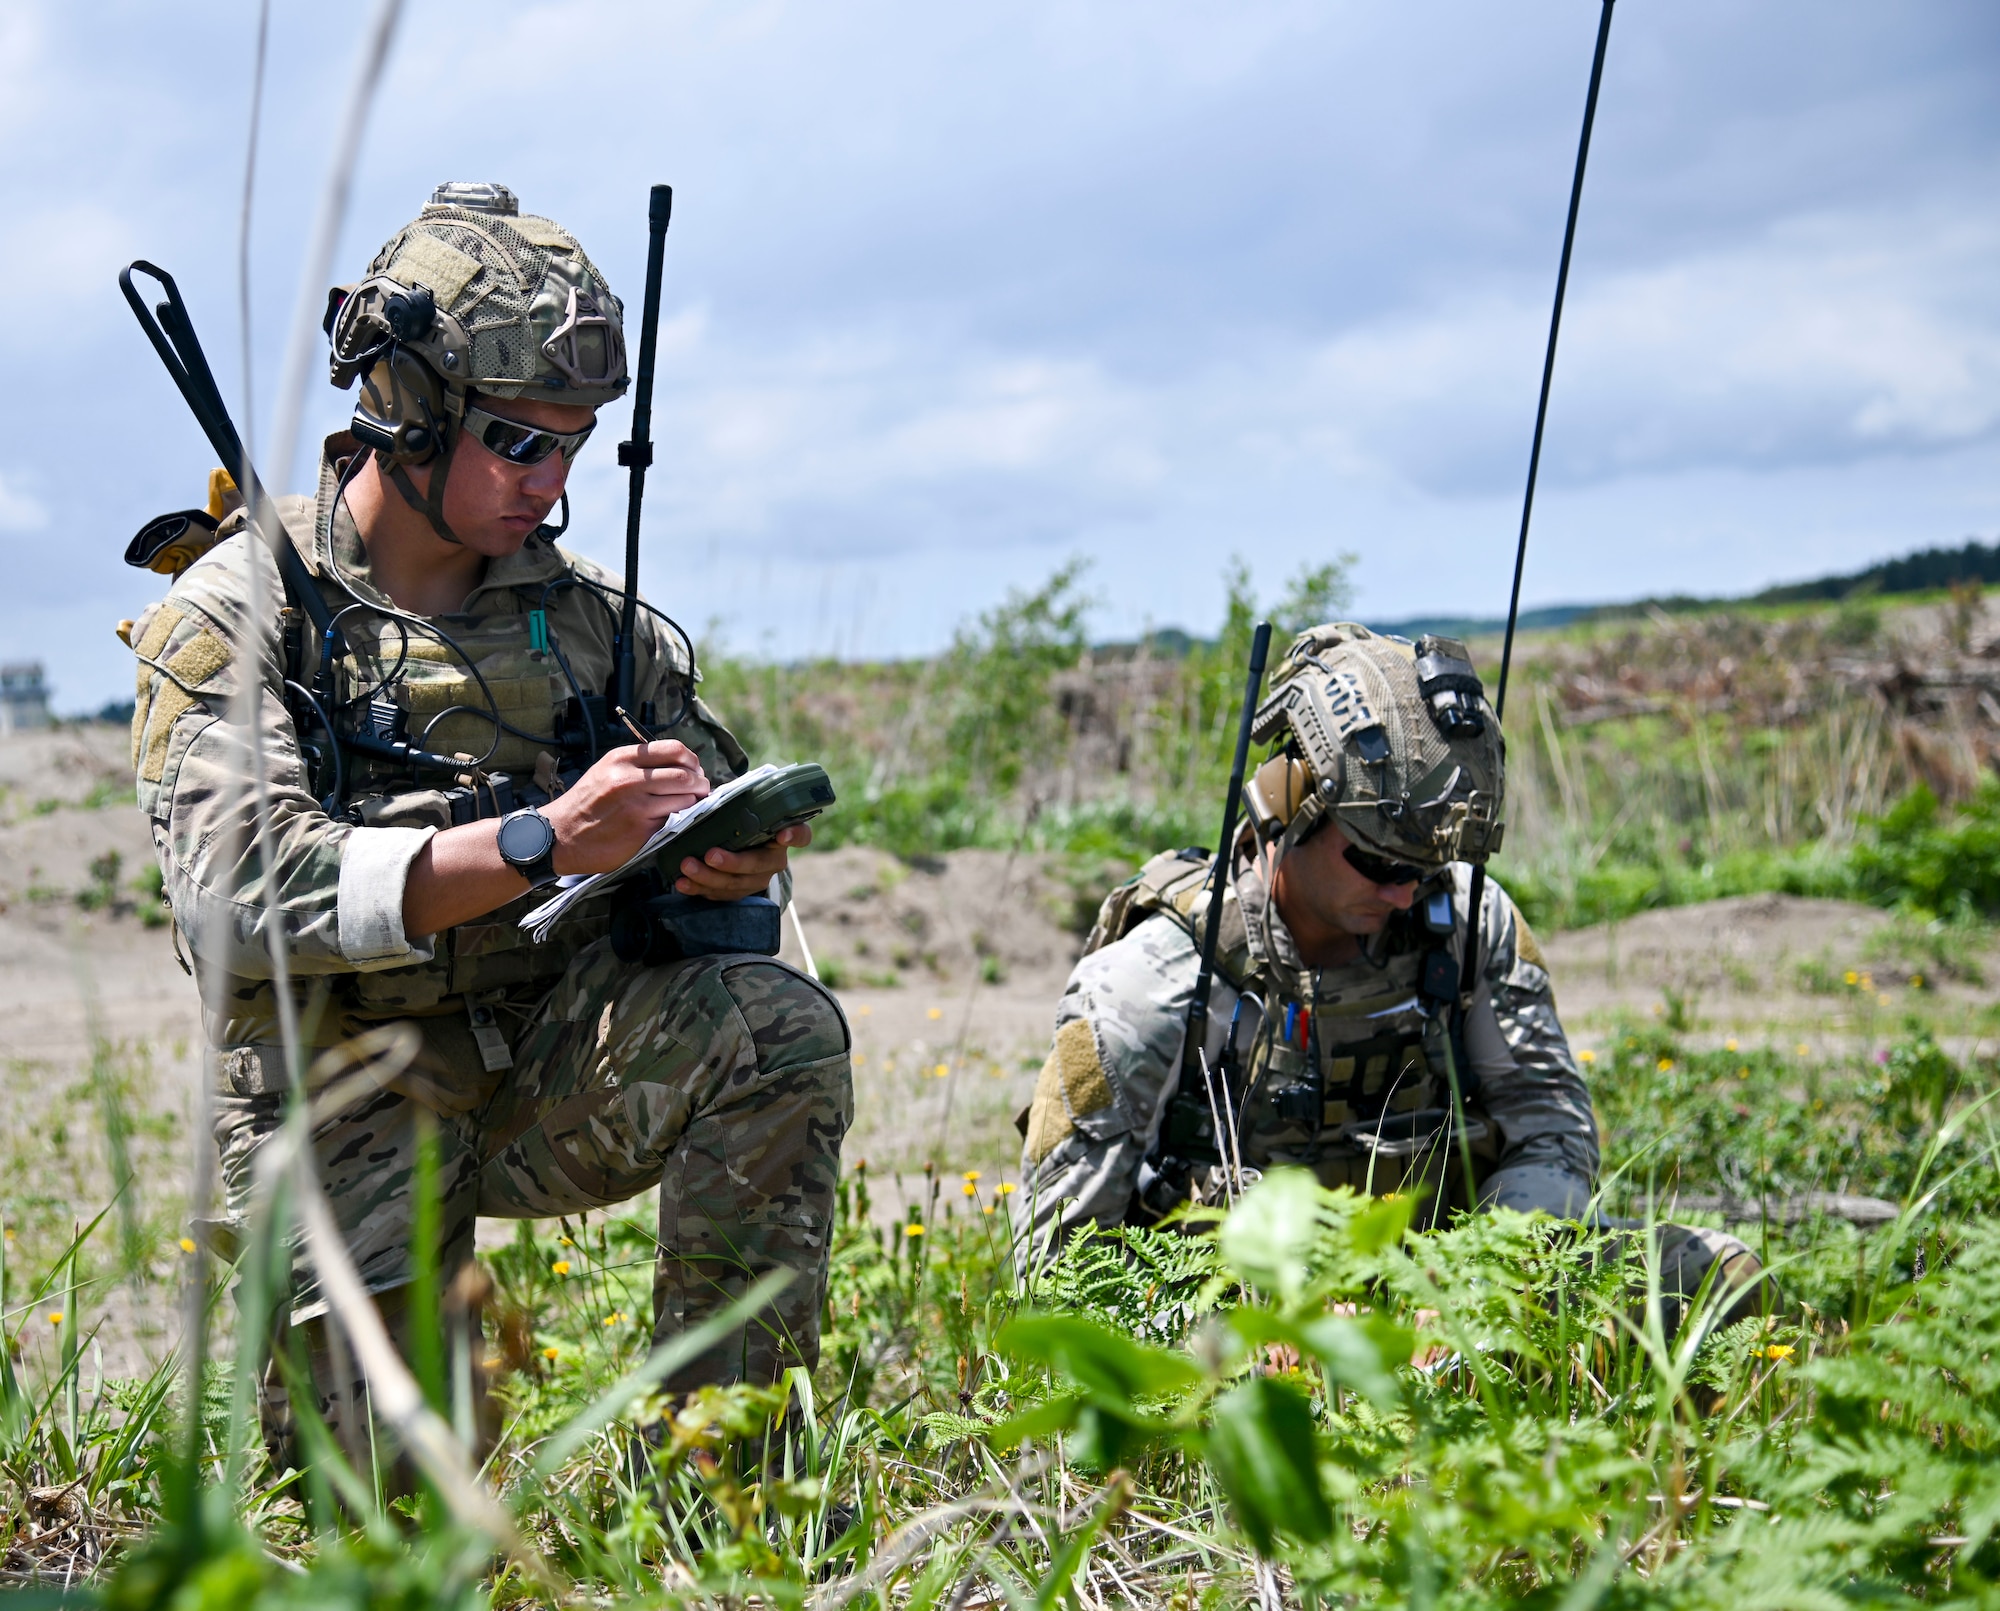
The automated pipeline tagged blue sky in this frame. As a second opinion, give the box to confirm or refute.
[3,0,1997,708]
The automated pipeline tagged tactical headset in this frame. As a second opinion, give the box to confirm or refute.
[323,275,476,541]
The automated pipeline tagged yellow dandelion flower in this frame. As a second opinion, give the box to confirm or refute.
[559,1236,574,1246]
[904,1223,926,1238]
[1577,1049,1596,1064]
[4,1229,14,1241]
[542,1346,560,1361]
[927,1007,943,1021]
[997,1182,1018,1196]
[1911,973,1925,989]
[1844,971,1858,986]
[178,1237,197,1254]
[551,1260,572,1276]
[1724,1038,1739,1052]
[47,1312,62,1327]
[1738,1066,1751,1080]
[963,1182,977,1198]
[852,1053,864,1065]
[1757,1343,1794,1362]
[858,1003,872,1015]
[933,1063,950,1078]
[982,1204,996,1216]
[1656,1058,1675,1073]
[1877,994,1891,1006]
[963,1170,982,1182]
[1796,1043,1810,1056]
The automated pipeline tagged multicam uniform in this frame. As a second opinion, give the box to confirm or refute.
[131,442,850,1412]
[124,186,854,1429]
[1015,846,1596,1256]
[130,444,850,1404]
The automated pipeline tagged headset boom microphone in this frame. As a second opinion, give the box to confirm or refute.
[1459,0,1618,1004]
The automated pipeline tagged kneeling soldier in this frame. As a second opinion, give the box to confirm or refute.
[126,183,850,1463]
[1013,623,1760,1325]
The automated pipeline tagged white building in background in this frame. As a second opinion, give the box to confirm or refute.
[0,663,50,733]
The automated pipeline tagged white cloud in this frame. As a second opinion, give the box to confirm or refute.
[1293,200,2000,495]
[0,473,49,534]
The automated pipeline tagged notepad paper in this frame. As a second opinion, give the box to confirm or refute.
[519,764,778,942]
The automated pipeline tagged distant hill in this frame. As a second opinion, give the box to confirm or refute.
[1743,538,2000,605]
[1358,604,1596,641]
[1362,536,2000,641]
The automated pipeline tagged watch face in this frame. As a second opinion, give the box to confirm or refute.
[497,810,555,867]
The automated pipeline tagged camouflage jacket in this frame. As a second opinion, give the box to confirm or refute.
[1020,848,1599,1231]
[126,437,749,1091]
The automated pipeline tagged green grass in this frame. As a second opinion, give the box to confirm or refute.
[0,1014,1993,1605]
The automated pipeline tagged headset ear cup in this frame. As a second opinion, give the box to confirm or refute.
[354,350,452,466]
[1247,752,1311,838]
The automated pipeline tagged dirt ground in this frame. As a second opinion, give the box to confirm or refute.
[1540,892,1998,1057]
[2,723,1995,1371]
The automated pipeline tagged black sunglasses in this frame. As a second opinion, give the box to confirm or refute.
[464,403,595,467]
[1342,842,1426,886]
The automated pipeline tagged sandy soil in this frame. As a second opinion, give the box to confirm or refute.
[0,726,205,1075]
[1542,892,1996,1055]
[776,844,1082,1211]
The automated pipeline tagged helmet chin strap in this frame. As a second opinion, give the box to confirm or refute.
[380,427,464,547]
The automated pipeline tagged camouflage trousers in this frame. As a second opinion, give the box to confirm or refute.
[215,941,852,1462]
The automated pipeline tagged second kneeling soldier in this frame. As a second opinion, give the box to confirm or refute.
[1013,622,1760,1323]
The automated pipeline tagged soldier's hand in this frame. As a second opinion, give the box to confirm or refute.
[546,740,710,875]
[675,823,813,900]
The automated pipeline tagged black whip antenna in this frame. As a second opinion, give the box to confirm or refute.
[616,183,673,719]
[1176,619,1272,1135]
[1460,0,1617,999]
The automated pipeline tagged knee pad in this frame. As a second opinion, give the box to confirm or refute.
[720,959,851,1070]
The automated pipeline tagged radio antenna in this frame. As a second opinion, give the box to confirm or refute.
[1461,0,1617,998]
[616,183,673,719]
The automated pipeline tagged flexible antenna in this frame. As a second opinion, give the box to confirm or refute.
[616,184,674,718]
[1461,0,1617,999]
[1176,623,1272,1119]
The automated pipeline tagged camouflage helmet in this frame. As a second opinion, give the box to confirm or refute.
[1244,623,1505,870]
[325,182,628,471]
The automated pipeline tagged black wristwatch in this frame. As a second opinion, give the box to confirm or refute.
[496,807,560,889]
